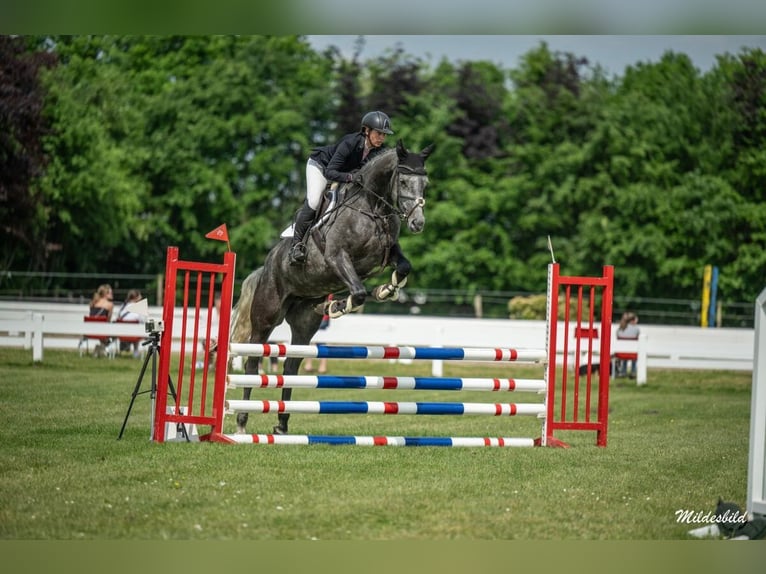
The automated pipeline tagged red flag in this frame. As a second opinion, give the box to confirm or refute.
[205,224,229,242]
[205,223,231,251]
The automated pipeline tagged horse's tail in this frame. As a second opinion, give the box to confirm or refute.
[230,267,263,344]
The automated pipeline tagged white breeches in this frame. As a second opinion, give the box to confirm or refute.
[306,160,327,210]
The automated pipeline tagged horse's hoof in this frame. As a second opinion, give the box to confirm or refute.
[327,298,348,318]
[272,425,287,435]
[372,284,395,301]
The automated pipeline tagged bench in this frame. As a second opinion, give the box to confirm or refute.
[611,335,647,385]
[115,318,145,357]
[78,316,117,359]
[569,325,648,385]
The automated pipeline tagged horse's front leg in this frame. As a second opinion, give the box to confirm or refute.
[372,242,411,302]
[324,251,368,318]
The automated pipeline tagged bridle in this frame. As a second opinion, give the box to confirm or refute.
[342,155,427,223]
[380,163,427,222]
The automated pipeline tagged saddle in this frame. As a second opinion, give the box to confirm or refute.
[280,183,344,244]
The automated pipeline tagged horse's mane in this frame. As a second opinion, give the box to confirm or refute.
[337,147,398,208]
[358,147,397,176]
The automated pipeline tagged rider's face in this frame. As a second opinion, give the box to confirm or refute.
[367,129,387,148]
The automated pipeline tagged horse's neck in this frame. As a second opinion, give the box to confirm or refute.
[362,167,398,215]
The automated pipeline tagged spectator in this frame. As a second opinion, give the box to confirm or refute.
[116,289,145,356]
[117,289,145,322]
[615,311,640,378]
[89,284,114,320]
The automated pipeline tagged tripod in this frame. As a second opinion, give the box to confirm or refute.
[118,330,188,441]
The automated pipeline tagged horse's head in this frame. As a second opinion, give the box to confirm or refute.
[395,139,434,234]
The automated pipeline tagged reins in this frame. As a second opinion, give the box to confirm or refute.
[348,161,427,223]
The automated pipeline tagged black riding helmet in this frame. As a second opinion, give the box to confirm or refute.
[361,111,394,135]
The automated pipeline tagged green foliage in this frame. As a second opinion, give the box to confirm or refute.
[508,293,547,319]
[0,35,58,269]
[3,36,766,305]
[507,293,598,321]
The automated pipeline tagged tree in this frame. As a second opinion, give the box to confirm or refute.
[330,36,365,137]
[0,35,57,270]
[364,45,426,120]
[27,35,336,276]
[576,50,766,301]
[448,61,509,161]
[502,42,609,288]
[6,36,765,309]
[35,35,148,274]
[122,35,335,271]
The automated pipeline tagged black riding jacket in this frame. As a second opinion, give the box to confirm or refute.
[309,132,386,183]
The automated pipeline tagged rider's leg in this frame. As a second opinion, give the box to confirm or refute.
[290,160,325,264]
[289,201,316,263]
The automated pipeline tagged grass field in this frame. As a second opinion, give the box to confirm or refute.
[0,347,754,540]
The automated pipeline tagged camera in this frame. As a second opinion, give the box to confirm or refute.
[145,319,164,334]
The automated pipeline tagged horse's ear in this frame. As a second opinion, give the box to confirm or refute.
[420,144,435,159]
[396,139,407,160]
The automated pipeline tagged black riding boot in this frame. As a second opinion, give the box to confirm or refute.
[289,202,316,264]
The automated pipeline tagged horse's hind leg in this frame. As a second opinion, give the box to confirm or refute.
[273,367,295,435]
[273,297,325,434]
[236,356,260,434]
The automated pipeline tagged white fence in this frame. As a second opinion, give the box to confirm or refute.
[0,301,755,378]
[0,302,215,361]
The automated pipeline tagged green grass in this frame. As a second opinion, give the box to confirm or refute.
[0,348,753,540]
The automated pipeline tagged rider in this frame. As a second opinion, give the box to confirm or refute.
[289,110,394,264]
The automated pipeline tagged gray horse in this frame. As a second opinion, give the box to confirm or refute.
[230,139,434,434]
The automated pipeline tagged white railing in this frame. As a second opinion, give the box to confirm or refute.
[0,302,214,361]
[0,302,754,377]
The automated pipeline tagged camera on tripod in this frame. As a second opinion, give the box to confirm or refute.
[145,319,164,334]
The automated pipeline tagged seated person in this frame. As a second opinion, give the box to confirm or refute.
[615,311,640,378]
[85,284,114,357]
[116,289,145,355]
[117,289,144,322]
[89,284,114,320]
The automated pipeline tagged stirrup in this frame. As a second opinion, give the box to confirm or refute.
[289,242,307,264]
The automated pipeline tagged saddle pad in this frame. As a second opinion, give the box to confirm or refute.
[280,188,339,239]
[280,224,295,239]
